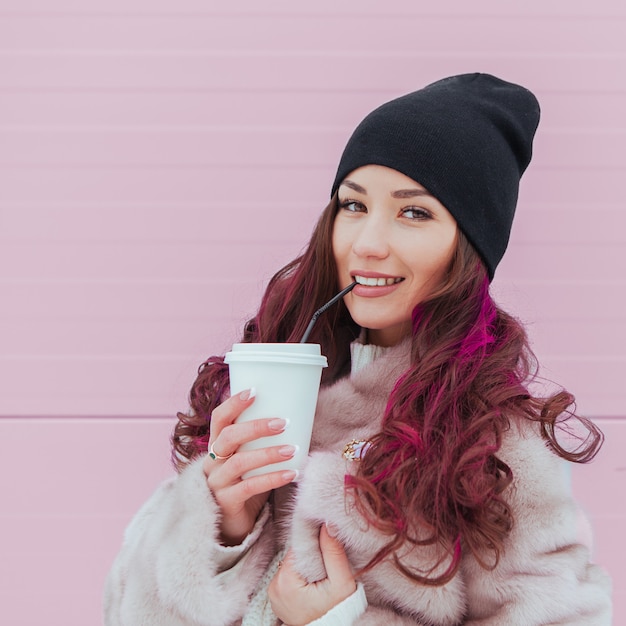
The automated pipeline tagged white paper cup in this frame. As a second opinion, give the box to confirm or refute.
[224,343,327,478]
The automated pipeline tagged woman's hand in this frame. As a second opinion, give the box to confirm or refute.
[268,524,358,625]
[203,389,298,545]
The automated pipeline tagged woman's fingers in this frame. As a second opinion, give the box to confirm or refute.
[209,388,256,441]
[202,389,301,543]
[207,387,288,462]
[201,389,300,544]
[212,416,287,460]
[217,467,299,509]
[319,524,355,589]
[206,442,297,491]
[203,416,289,480]
[212,464,299,546]
[268,531,357,625]
[218,443,296,480]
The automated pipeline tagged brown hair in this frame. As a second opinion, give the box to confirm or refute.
[172,196,603,585]
[346,234,602,584]
[172,196,358,465]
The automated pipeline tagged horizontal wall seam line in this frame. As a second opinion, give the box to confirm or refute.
[1,126,624,133]
[1,278,625,286]
[0,278,281,284]
[1,88,624,96]
[0,415,173,420]
[0,203,623,210]
[1,50,625,59]
[2,355,625,361]
[0,164,623,172]
[0,11,625,19]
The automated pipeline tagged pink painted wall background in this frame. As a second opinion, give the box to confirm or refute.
[0,1,624,623]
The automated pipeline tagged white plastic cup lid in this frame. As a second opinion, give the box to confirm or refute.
[224,343,328,367]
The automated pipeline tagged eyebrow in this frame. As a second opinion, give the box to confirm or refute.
[340,179,432,199]
[391,188,432,199]
[340,180,367,194]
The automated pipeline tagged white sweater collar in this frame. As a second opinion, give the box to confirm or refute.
[349,329,397,375]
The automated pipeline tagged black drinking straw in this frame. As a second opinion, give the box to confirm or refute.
[300,281,357,343]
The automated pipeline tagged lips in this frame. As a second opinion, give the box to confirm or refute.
[352,273,404,287]
[349,273,405,298]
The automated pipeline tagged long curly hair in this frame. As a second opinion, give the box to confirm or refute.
[172,194,603,584]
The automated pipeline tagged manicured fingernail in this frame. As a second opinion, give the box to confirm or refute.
[325,521,340,538]
[282,469,299,482]
[239,387,256,401]
[279,445,297,458]
[268,418,288,432]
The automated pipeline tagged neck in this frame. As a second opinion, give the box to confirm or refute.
[365,322,412,347]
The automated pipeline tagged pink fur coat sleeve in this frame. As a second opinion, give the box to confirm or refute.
[103,457,276,626]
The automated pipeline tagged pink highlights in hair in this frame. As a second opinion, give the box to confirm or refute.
[173,220,603,587]
[347,267,520,583]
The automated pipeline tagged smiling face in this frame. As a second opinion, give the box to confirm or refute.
[332,165,459,347]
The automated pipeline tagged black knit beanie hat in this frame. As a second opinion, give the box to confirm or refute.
[331,73,541,280]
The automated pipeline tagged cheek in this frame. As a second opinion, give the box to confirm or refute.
[439,231,459,271]
[426,236,458,284]
[331,227,347,269]
[408,231,457,283]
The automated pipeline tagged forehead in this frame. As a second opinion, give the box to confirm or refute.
[340,165,428,193]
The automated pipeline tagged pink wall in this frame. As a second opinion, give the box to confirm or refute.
[0,2,624,623]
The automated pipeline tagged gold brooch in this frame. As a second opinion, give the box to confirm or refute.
[342,439,371,461]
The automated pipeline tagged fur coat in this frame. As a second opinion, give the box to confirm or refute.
[104,339,612,625]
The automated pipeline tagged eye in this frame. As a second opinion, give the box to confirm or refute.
[401,206,432,220]
[338,199,366,213]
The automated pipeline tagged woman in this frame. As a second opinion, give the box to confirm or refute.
[104,73,612,625]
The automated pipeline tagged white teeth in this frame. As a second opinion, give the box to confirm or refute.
[354,275,402,286]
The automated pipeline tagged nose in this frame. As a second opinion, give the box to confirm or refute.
[351,212,390,259]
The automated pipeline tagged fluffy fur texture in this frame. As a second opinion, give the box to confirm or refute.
[105,340,611,625]
[287,339,465,625]
[104,460,276,626]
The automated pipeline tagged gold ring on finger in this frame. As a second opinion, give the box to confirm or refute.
[209,442,234,461]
